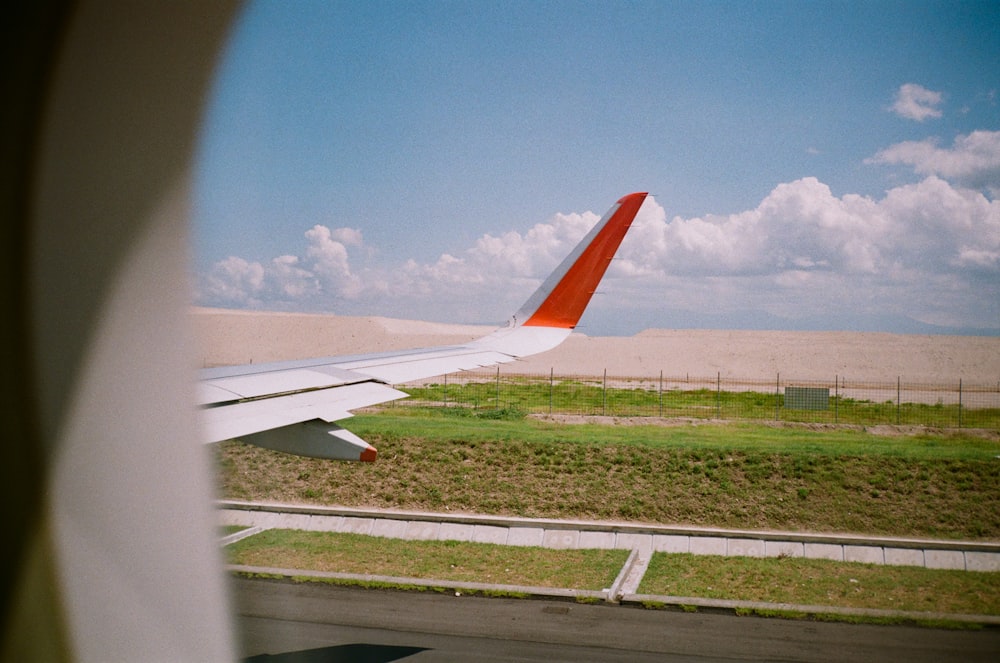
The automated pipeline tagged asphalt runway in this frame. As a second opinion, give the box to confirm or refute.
[232,576,1000,662]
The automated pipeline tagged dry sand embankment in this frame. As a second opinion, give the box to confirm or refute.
[190,308,1000,384]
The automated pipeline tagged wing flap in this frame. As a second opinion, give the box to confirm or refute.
[241,420,378,462]
[199,381,407,443]
[201,368,347,401]
[198,365,367,405]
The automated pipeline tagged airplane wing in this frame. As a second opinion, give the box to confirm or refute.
[198,192,648,461]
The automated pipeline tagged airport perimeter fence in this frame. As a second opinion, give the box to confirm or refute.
[395,368,1000,429]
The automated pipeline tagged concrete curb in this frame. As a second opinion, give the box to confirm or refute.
[217,500,1000,571]
[221,501,1000,625]
[219,525,263,547]
[621,593,1000,626]
[606,548,640,603]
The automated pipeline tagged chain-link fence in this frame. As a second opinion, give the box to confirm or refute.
[396,368,1000,429]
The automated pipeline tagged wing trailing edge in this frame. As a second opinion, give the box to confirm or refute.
[199,192,648,461]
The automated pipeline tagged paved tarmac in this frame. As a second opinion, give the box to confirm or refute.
[234,577,1000,662]
[219,499,1000,625]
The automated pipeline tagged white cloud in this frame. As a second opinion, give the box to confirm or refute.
[379,211,603,320]
[956,247,1000,272]
[618,178,890,277]
[198,181,999,331]
[200,253,321,307]
[467,211,598,277]
[199,225,364,308]
[890,83,943,121]
[610,177,998,329]
[304,225,363,298]
[201,256,265,306]
[267,254,319,299]
[867,130,1000,195]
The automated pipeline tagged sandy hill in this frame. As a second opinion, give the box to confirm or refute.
[190,308,1000,384]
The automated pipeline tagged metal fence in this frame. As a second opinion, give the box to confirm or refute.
[396,368,1000,429]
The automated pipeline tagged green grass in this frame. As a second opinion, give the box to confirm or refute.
[403,379,1000,428]
[640,553,1000,616]
[355,408,1000,459]
[225,529,627,590]
[223,529,1000,620]
[218,409,1000,540]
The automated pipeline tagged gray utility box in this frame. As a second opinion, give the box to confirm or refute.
[785,386,830,410]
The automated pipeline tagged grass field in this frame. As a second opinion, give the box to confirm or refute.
[400,377,1000,428]
[220,410,1000,624]
[217,407,1000,540]
[227,529,627,590]
[639,553,1000,616]
[224,529,1000,620]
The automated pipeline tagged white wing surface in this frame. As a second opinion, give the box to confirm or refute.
[199,192,648,460]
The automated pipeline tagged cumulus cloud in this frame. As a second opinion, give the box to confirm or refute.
[466,211,598,277]
[610,177,998,329]
[890,83,943,121]
[382,210,603,319]
[267,254,319,299]
[304,225,363,297]
[618,179,891,277]
[867,130,1000,195]
[621,177,998,277]
[201,256,265,306]
[198,225,363,308]
[198,180,999,331]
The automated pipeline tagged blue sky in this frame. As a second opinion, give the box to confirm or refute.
[194,0,999,335]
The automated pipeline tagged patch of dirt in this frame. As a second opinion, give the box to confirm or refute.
[529,413,1000,441]
[860,424,1000,441]
[529,414,723,427]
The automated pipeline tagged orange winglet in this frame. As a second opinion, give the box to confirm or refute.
[522,192,647,328]
[360,445,378,462]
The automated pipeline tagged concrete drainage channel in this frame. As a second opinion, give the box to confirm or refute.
[218,500,1000,625]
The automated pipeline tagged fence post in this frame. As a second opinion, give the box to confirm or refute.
[659,370,663,417]
[896,375,902,426]
[549,368,553,415]
[602,369,607,416]
[834,375,839,424]
[495,366,501,411]
[443,373,448,406]
[716,372,721,419]
[958,378,963,428]
[775,373,780,420]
